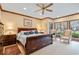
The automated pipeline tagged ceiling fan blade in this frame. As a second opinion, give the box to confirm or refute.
[36,4,42,8]
[46,9,53,12]
[44,3,53,9]
[34,9,42,12]
[40,4,45,15]
[41,4,45,8]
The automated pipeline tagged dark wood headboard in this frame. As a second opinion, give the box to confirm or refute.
[18,28,37,33]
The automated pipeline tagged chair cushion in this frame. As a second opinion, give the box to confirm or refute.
[64,30,71,36]
[62,36,69,39]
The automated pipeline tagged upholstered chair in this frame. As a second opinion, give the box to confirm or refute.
[60,29,72,44]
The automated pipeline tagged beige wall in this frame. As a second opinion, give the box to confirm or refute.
[1,11,41,34]
[41,18,54,34]
[0,8,4,35]
[0,7,1,21]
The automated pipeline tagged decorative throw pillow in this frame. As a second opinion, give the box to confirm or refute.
[29,31,34,34]
[30,30,38,34]
[24,32,29,35]
[33,30,38,34]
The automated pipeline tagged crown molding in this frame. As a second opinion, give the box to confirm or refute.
[2,9,42,20]
[41,17,54,20]
[53,12,79,20]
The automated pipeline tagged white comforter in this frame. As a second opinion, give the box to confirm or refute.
[17,33,44,46]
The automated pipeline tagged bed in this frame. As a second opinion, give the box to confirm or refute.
[17,28,53,54]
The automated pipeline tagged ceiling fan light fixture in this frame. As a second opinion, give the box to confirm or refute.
[35,3,53,15]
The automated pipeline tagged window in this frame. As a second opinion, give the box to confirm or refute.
[61,22,67,31]
[70,20,79,38]
[55,22,61,31]
[55,22,67,31]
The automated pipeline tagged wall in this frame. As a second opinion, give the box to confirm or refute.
[1,11,41,34]
[0,7,4,36]
[0,7,1,21]
[41,18,54,34]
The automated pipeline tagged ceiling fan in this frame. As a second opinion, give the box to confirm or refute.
[35,3,53,15]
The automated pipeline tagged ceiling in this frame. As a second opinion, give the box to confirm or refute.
[1,3,79,18]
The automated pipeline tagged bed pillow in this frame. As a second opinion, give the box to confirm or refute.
[24,30,38,35]
[19,30,38,35]
[31,30,38,34]
[18,31,30,35]
[28,31,34,34]
[20,31,30,35]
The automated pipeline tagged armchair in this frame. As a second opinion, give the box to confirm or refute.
[60,29,72,44]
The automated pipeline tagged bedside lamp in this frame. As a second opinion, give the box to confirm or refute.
[37,24,41,32]
[6,26,15,35]
[37,24,44,34]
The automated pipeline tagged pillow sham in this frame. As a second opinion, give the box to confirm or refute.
[18,30,38,35]
[18,31,30,35]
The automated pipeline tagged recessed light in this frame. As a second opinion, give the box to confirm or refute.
[23,8,27,10]
[77,10,79,12]
[57,16,59,17]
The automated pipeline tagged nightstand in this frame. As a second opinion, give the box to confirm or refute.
[0,34,16,46]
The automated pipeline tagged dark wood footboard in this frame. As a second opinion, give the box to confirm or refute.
[25,34,53,54]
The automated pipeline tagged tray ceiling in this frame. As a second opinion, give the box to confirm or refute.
[1,3,79,18]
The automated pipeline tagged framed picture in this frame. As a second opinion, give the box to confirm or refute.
[23,19,32,27]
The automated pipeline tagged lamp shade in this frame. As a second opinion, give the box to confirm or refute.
[5,23,16,35]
